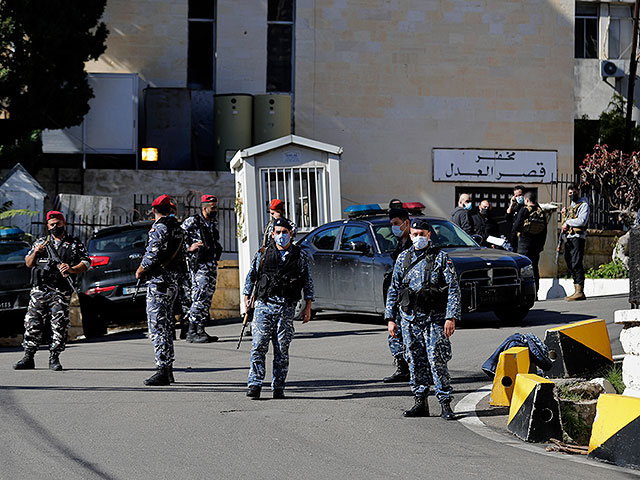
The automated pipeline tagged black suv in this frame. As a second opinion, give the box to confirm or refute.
[79,221,153,336]
[0,236,32,335]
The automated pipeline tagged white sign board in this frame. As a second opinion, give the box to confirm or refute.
[433,149,557,183]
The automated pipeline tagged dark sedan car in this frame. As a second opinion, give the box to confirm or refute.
[297,210,537,324]
[0,238,32,335]
[79,221,153,336]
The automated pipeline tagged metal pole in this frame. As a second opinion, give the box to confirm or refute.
[625,0,640,152]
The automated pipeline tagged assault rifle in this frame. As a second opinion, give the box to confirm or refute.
[44,236,78,295]
[555,230,565,265]
[237,247,266,349]
[132,278,143,302]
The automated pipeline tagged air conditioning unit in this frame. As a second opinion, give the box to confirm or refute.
[601,60,625,78]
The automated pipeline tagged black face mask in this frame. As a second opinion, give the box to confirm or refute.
[48,225,65,237]
[211,209,218,218]
[570,193,580,202]
[479,208,489,215]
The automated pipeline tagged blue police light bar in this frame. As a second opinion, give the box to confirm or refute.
[0,227,24,238]
[344,204,385,217]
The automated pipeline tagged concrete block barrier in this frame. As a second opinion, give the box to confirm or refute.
[544,319,613,378]
[489,346,536,407]
[507,373,562,443]
[588,394,640,470]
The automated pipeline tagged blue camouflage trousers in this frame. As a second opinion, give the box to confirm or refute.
[188,263,217,326]
[388,314,405,360]
[146,275,178,367]
[401,318,453,403]
[177,271,192,324]
[248,299,296,390]
[22,287,71,353]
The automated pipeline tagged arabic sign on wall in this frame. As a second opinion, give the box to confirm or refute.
[433,148,557,183]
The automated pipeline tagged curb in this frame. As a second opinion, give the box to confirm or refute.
[454,384,640,476]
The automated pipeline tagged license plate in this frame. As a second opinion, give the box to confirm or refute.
[124,286,147,295]
[0,296,14,309]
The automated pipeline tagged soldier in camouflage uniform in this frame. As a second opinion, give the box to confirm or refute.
[181,194,222,343]
[169,201,192,340]
[243,217,314,399]
[385,218,460,420]
[136,194,185,386]
[262,198,298,246]
[14,211,90,371]
[383,207,412,383]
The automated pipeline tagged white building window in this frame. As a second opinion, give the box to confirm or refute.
[608,5,634,59]
[267,0,294,93]
[576,3,599,58]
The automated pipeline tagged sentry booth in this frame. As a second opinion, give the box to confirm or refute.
[230,135,343,310]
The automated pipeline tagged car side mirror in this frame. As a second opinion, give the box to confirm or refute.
[351,241,372,255]
[132,240,145,248]
[471,235,483,245]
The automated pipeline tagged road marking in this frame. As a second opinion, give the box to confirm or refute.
[455,383,640,476]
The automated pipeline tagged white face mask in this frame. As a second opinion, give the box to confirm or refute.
[516,196,524,204]
[412,235,429,250]
[274,233,290,247]
[463,202,472,210]
[392,225,404,237]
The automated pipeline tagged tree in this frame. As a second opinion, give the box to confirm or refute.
[0,0,108,146]
[580,144,640,226]
[598,93,640,153]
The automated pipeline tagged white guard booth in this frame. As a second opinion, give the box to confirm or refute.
[230,135,343,310]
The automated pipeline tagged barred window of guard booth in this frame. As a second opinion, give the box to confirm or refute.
[188,0,216,90]
[267,0,294,93]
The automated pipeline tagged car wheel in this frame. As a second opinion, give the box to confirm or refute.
[494,307,530,325]
[78,294,107,338]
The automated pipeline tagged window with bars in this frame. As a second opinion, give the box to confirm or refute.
[267,0,294,93]
[576,3,598,59]
[260,166,327,233]
[188,0,216,90]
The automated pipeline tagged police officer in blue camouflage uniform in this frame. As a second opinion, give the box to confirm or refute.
[243,217,314,399]
[385,218,460,420]
[181,194,222,343]
[383,207,412,383]
[136,194,185,386]
[13,211,90,371]
[262,198,298,246]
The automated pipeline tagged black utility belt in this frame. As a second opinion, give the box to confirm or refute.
[257,297,296,307]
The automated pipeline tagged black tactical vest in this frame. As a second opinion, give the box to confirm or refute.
[256,244,305,303]
[31,236,77,293]
[398,248,449,314]
[148,216,185,275]
[192,213,222,263]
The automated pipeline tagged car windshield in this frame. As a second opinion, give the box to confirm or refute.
[428,219,478,248]
[373,224,398,252]
[0,241,30,262]
[89,227,149,253]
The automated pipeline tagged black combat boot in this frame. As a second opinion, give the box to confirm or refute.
[403,395,429,417]
[440,401,456,420]
[13,348,36,370]
[246,385,261,399]
[383,357,410,383]
[273,389,285,399]
[168,365,175,383]
[49,352,63,371]
[186,323,212,343]
[179,318,189,340]
[144,366,171,386]
[196,324,218,343]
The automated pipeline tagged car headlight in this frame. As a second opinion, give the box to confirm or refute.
[520,264,534,279]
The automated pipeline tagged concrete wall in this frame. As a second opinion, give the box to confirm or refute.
[294,0,575,218]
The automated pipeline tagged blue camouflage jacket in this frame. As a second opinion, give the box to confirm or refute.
[243,246,314,302]
[385,246,461,323]
[141,219,180,277]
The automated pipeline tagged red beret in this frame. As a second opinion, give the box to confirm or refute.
[46,210,65,222]
[151,194,172,207]
[201,194,217,203]
[269,199,284,210]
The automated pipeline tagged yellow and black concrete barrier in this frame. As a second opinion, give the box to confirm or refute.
[489,347,536,407]
[588,394,640,469]
[544,319,613,378]
[507,374,562,442]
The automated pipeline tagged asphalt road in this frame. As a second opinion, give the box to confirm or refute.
[0,295,637,480]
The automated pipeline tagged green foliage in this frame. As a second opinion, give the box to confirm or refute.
[0,199,37,229]
[598,93,640,152]
[0,0,108,145]
[557,383,586,402]
[604,364,626,394]
[585,259,629,279]
[560,403,592,446]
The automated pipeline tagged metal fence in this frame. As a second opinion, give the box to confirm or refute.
[29,196,238,253]
[550,173,625,230]
[630,226,640,308]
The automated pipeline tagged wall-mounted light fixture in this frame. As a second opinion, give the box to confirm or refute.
[141,147,159,162]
